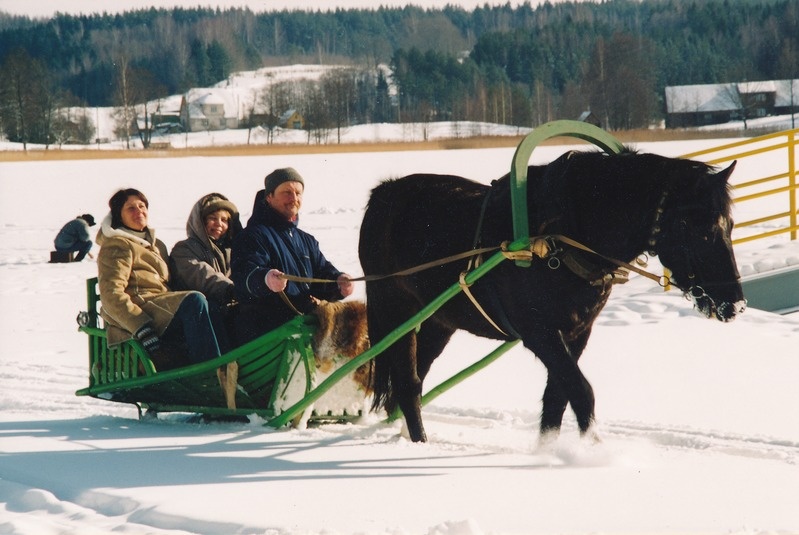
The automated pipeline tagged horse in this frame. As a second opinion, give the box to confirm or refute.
[358,148,745,443]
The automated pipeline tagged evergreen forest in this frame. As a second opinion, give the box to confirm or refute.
[0,0,796,145]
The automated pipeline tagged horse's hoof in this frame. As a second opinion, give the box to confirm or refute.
[582,426,602,445]
[536,429,560,451]
[402,427,427,443]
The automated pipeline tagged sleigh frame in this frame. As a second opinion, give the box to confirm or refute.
[76,277,360,424]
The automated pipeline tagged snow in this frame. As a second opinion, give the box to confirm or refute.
[1,134,799,535]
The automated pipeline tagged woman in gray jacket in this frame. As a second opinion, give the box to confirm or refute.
[170,192,241,351]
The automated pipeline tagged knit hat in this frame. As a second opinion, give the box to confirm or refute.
[199,193,238,220]
[80,214,96,226]
[264,167,304,195]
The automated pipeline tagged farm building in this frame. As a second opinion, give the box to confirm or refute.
[179,90,240,132]
[665,80,799,128]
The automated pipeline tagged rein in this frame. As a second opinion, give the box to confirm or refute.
[277,234,670,326]
[280,235,666,286]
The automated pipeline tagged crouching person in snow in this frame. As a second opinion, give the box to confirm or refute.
[96,188,238,409]
[170,192,242,353]
[54,213,96,261]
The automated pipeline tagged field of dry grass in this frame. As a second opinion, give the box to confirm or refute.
[0,128,747,163]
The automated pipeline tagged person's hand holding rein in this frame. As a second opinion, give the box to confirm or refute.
[265,269,288,293]
[337,274,354,297]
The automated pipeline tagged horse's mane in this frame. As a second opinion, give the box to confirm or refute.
[533,147,733,218]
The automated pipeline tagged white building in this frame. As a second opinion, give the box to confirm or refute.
[179,89,240,132]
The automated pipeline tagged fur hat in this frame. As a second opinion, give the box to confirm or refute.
[264,167,304,195]
[199,193,238,220]
[80,214,96,227]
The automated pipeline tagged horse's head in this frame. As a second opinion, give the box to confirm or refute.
[652,160,746,322]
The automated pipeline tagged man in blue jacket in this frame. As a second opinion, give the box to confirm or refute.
[54,214,95,261]
[231,167,353,343]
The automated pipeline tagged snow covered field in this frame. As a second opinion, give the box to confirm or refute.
[1,136,798,535]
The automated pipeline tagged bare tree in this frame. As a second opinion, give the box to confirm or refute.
[776,41,798,129]
[0,49,53,150]
[321,69,357,144]
[301,82,331,144]
[583,33,658,130]
[253,78,299,143]
[112,55,136,148]
[112,55,165,149]
[720,81,772,131]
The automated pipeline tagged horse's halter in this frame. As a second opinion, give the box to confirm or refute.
[646,189,669,257]
[646,189,707,296]
[646,188,742,319]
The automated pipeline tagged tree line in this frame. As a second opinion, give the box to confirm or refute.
[0,0,796,146]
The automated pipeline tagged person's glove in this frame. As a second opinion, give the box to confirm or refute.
[265,269,288,293]
[134,324,161,353]
[337,274,354,297]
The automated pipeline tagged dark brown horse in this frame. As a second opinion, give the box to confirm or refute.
[358,149,745,443]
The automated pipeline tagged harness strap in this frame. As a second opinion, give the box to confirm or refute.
[459,271,510,337]
[553,235,667,286]
[278,290,304,316]
[467,180,498,271]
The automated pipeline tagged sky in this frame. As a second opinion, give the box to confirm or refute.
[0,126,798,534]
[0,0,576,18]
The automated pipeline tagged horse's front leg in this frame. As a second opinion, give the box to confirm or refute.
[526,328,595,440]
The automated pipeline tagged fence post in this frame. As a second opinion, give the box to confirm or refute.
[789,130,797,240]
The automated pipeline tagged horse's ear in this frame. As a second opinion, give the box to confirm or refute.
[715,160,737,183]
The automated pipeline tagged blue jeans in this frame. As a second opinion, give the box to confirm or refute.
[56,239,92,261]
[162,292,222,364]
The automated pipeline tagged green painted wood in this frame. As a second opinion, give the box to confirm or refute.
[510,120,625,266]
[385,339,521,422]
[76,281,318,418]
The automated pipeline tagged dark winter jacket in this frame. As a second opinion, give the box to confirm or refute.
[54,218,91,249]
[231,190,344,339]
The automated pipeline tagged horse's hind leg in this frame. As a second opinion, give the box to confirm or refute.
[386,331,427,442]
[391,322,454,443]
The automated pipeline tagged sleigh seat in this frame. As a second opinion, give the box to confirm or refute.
[75,277,371,425]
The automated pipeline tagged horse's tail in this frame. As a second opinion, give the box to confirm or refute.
[369,352,395,414]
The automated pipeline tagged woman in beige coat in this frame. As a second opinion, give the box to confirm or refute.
[96,188,222,367]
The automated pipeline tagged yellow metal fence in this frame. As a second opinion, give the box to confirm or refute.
[680,128,798,244]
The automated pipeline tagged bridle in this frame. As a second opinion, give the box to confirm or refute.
[645,188,700,296]
[645,188,744,318]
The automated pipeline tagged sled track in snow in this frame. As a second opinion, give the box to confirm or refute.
[604,421,799,464]
[417,409,799,464]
